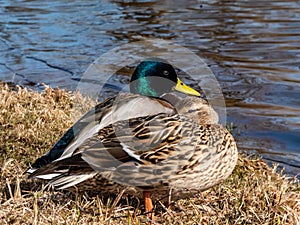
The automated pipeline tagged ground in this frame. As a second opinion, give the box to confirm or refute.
[0,82,299,224]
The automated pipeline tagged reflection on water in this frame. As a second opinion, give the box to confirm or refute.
[0,0,299,176]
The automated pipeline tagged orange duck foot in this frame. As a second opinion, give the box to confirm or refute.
[143,191,153,213]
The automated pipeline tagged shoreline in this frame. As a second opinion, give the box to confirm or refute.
[0,82,299,224]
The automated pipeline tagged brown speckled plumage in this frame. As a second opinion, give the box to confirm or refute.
[28,95,237,196]
[27,59,238,212]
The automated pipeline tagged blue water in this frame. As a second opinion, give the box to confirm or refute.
[0,0,300,177]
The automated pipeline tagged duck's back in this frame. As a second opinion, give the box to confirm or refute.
[27,93,176,175]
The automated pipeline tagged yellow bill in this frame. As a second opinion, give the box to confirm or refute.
[174,78,201,96]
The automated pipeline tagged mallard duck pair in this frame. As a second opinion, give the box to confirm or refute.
[27,59,238,215]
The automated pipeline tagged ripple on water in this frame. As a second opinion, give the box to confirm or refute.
[0,0,299,177]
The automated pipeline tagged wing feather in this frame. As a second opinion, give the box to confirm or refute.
[28,93,175,171]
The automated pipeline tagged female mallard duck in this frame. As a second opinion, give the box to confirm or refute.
[27,59,238,215]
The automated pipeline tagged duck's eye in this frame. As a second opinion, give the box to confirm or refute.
[163,70,169,76]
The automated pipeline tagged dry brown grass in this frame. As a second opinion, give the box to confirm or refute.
[0,82,299,225]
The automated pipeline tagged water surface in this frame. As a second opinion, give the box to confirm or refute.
[0,0,299,176]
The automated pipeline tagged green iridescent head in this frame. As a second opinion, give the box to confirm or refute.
[130,59,200,97]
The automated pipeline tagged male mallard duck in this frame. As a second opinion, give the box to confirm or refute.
[27,59,238,215]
